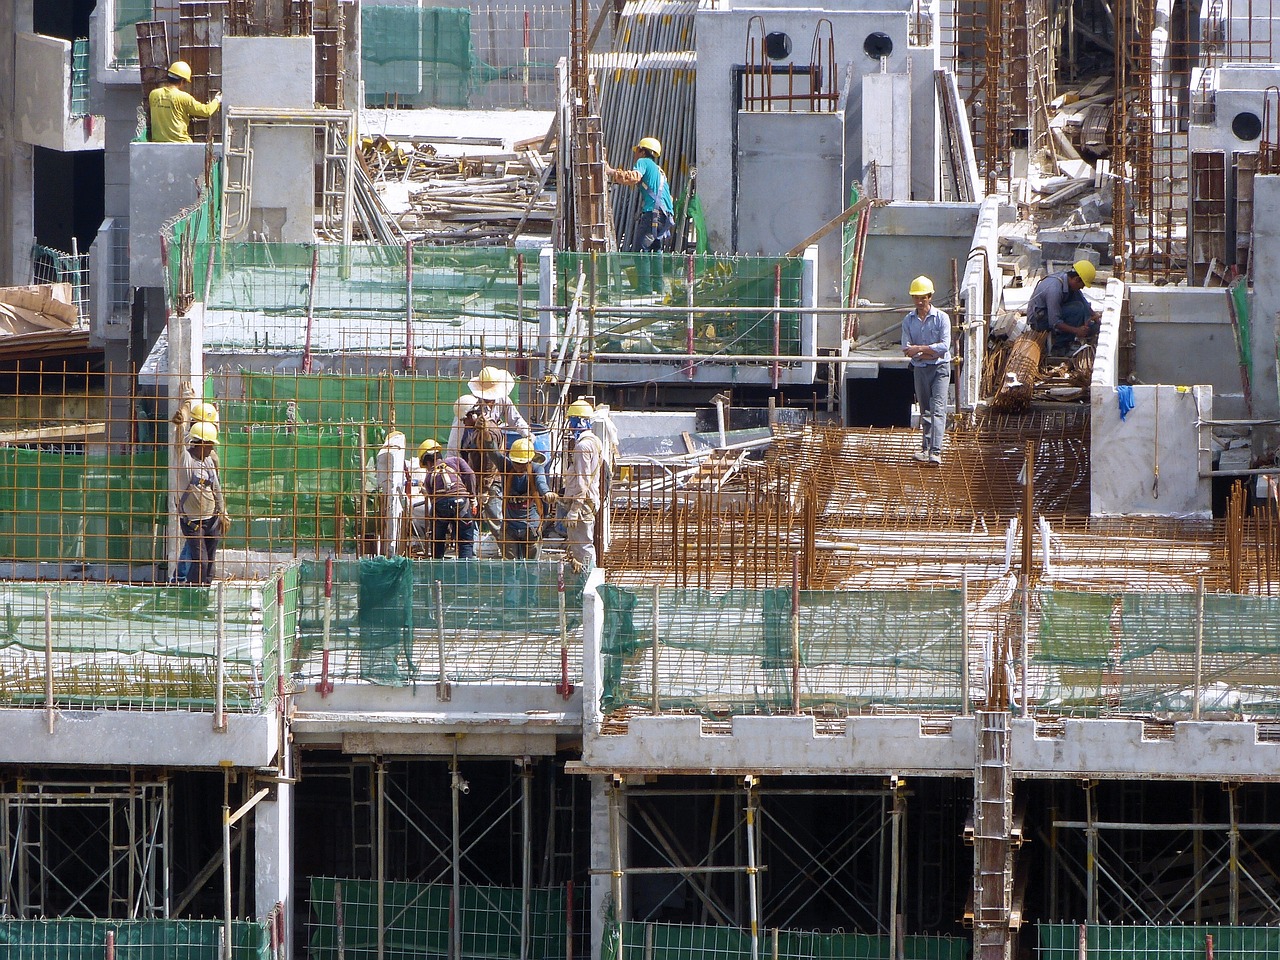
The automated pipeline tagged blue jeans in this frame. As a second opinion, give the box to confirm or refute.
[912,363,950,455]
[1050,299,1095,354]
[177,515,222,585]
[632,210,673,294]
[432,498,477,559]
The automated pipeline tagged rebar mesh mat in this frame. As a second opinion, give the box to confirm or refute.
[605,921,969,960]
[293,558,586,686]
[308,877,568,960]
[599,585,965,715]
[0,918,269,960]
[0,580,276,712]
[1035,590,1280,715]
[1039,924,1280,960]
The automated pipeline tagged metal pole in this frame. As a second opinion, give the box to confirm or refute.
[791,553,800,715]
[685,254,696,380]
[335,880,346,960]
[961,572,970,715]
[557,563,573,698]
[302,249,318,374]
[744,778,760,960]
[888,779,903,959]
[651,585,661,715]
[1020,578,1030,716]
[405,240,416,371]
[1193,575,1205,720]
[44,587,54,733]
[377,761,386,960]
[215,581,227,731]
[1085,783,1097,923]
[436,580,451,700]
[521,760,532,960]
[318,556,334,695]
[451,752,463,960]
[609,779,623,923]
[771,264,781,390]
[1229,785,1239,923]
[223,771,233,960]
[106,929,115,960]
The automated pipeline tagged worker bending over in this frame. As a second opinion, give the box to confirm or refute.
[1027,259,1102,355]
[902,276,952,467]
[607,136,674,294]
[561,399,604,571]
[419,439,478,560]
[149,60,221,143]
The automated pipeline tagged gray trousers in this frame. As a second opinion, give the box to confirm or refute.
[912,362,950,454]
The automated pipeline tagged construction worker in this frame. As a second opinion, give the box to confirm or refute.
[607,137,674,293]
[561,398,604,570]
[446,393,480,459]
[501,438,554,560]
[1026,259,1102,355]
[418,439,478,560]
[467,366,531,436]
[174,421,227,584]
[902,276,952,467]
[148,60,222,144]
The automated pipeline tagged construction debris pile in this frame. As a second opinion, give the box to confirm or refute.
[362,136,555,246]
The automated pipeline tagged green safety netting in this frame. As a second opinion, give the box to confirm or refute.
[1036,590,1117,664]
[308,877,568,960]
[361,6,502,108]
[110,0,151,66]
[598,586,965,715]
[0,448,165,565]
[166,160,223,306]
[0,580,275,711]
[0,918,269,960]
[1229,276,1251,380]
[1120,593,1280,657]
[555,251,806,357]
[1039,924,1280,960]
[294,558,586,685]
[610,922,968,960]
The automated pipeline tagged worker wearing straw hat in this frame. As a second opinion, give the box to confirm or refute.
[174,421,227,585]
[466,365,530,436]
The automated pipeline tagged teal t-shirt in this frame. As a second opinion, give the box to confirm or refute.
[635,157,673,215]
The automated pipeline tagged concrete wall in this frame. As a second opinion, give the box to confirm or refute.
[1247,176,1280,456]
[694,2,916,254]
[862,70,911,199]
[907,45,940,202]
[15,33,105,152]
[129,143,215,290]
[1,1,36,286]
[222,37,317,243]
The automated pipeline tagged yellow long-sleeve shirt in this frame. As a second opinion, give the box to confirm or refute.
[148,85,221,143]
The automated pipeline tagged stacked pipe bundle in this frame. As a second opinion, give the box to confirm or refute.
[593,0,698,251]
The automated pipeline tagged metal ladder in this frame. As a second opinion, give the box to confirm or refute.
[973,710,1013,960]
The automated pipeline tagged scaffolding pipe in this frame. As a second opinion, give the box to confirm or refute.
[436,580,451,700]
[43,587,53,733]
[961,572,970,715]
[685,254,695,380]
[107,929,116,960]
[377,761,386,960]
[405,240,416,371]
[451,752,464,960]
[521,761,532,960]
[1193,575,1205,721]
[744,778,760,960]
[215,582,227,732]
[888,778,902,954]
[1229,785,1240,923]
[772,264,782,389]
[557,563,573,698]
[791,553,801,715]
[317,556,334,695]
[223,774,232,960]
[609,779,623,923]
[302,249,318,374]
[651,584,661,715]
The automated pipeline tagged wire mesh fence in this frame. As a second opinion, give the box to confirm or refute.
[0,918,270,960]
[605,922,969,960]
[70,39,91,117]
[1038,924,1280,960]
[308,876,570,960]
[291,557,585,687]
[31,243,89,322]
[598,585,967,716]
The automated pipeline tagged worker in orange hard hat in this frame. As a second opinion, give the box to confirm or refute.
[149,60,222,143]
[1026,259,1102,355]
[606,136,674,294]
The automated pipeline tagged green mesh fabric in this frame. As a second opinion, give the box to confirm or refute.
[1036,591,1117,665]
[361,6,502,108]
[110,0,152,66]
[1120,593,1280,657]
[295,558,586,686]
[0,449,165,564]
[308,877,568,960]
[0,918,269,960]
[1229,276,1251,375]
[555,252,806,356]
[165,160,222,311]
[599,586,965,715]
[615,923,968,960]
[1039,924,1280,960]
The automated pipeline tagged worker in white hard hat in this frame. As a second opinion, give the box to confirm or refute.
[466,366,531,436]
[1026,259,1102,355]
[560,398,604,570]
[446,393,480,460]
[606,136,675,294]
[417,438,478,559]
[500,438,555,560]
[174,420,228,584]
[902,276,952,467]
[149,60,221,144]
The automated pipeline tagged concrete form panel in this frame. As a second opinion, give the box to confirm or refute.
[1128,286,1242,409]
[15,33,105,152]
[0,710,276,767]
[861,71,911,199]
[129,142,213,290]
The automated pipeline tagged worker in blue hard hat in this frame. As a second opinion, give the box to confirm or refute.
[607,137,674,294]
[149,60,222,143]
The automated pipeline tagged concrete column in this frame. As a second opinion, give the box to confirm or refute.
[589,775,626,960]
[255,782,294,958]
[1245,176,1280,455]
[1,0,36,286]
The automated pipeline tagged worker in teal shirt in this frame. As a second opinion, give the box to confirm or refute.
[608,136,674,293]
[902,275,952,466]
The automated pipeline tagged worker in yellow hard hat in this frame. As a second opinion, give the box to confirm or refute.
[902,276,952,467]
[1026,259,1102,355]
[500,437,554,560]
[174,420,228,584]
[560,398,604,570]
[149,60,222,143]
[417,438,478,559]
[606,136,674,294]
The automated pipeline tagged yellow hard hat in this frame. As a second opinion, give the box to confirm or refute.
[509,437,540,464]
[1071,260,1097,286]
[190,401,219,424]
[417,438,442,459]
[566,398,594,419]
[636,137,662,158]
[167,60,193,82]
[188,421,219,445]
[909,275,935,297]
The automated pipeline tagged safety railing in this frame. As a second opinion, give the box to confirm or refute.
[604,921,969,960]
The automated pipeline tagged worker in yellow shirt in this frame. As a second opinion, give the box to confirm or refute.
[148,60,222,143]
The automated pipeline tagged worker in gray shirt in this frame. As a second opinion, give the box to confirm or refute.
[1027,259,1101,354]
[902,275,952,466]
